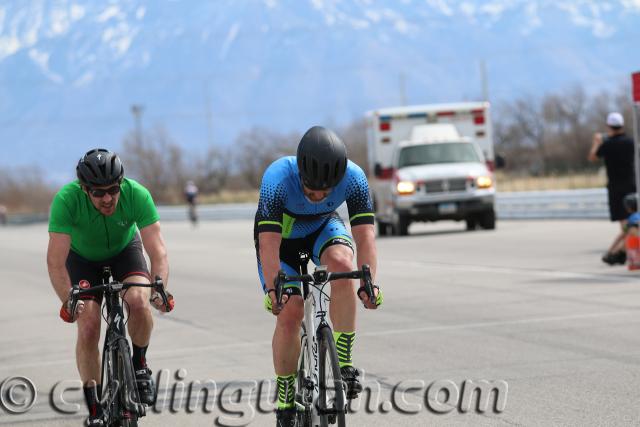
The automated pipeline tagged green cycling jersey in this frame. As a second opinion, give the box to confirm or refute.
[48,178,160,261]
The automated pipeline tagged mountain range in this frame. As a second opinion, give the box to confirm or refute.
[1,0,639,182]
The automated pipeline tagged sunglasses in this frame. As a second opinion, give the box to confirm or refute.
[87,185,121,198]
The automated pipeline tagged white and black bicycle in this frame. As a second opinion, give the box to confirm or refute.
[274,251,377,427]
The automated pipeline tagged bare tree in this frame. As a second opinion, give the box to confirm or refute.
[232,127,299,188]
[494,82,635,175]
[541,85,592,171]
[195,145,232,194]
[122,126,186,203]
[338,118,369,175]
[494,97,548,174]
[0,166,54,212]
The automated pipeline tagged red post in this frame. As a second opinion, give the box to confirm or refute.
[633,72,640,102]
[632,72,640,210]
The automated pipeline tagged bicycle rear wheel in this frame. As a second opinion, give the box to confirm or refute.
[317,326,346,427]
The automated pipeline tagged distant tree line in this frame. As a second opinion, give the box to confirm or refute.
[494,84,634,175]
[0,167,54,213]
[0,83,636,211]
[121,120,369,203]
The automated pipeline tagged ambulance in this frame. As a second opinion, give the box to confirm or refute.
[366,102,498,236]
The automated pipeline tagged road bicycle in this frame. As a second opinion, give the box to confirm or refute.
[69,267,172,427]
[274,251,376,427]
[187,202,198,226]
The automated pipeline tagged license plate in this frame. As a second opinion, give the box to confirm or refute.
[438,203,457,214]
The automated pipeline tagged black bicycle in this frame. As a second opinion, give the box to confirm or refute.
[68,267,172,427]
[274,252,376,427]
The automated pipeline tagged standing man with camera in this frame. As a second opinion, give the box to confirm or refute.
[589,112,636,265]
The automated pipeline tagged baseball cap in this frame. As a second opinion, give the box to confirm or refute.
[606,112,624,128]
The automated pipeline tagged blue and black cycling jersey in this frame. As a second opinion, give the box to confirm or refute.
[254,157,375,238]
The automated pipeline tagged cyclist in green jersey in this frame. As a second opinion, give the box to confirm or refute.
[47,149,173,426]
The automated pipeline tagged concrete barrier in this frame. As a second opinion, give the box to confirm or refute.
[3,188,611,225]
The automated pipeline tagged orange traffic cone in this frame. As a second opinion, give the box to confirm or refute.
[626,234,640,270]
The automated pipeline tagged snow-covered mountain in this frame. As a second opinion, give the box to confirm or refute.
[1,0,639,181]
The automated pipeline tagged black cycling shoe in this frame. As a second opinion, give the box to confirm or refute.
[602,251,627,265]
[275,407,297,427]
[86,415,105,426]
[135,367,156,405]
[340,366,363,399]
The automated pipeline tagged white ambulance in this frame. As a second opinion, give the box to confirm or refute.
[366,102,498,236]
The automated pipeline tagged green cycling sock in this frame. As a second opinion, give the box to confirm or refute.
[276,374,296,409]
[333,331,355,368]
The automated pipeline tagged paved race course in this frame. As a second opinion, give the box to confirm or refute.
[1,219,639,426]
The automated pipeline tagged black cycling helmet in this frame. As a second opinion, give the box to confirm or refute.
[624,193,638,213]
[76,148,124,187]
[297,126,348,190]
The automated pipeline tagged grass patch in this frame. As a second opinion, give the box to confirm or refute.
[495,171,606,192]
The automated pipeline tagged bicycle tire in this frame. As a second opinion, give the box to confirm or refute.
[296,327,312,427]
[101,342,120,427]
[317,326,346,427]
[116,339,141,427]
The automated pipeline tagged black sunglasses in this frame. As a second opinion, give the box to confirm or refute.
[87,185,121,198]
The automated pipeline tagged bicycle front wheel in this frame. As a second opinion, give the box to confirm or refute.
[317,326,346,427]
[101,344,120,427]
[116,339,141,427]
[296,346,313,427]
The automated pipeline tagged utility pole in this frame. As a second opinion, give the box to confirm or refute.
[203,78,214,146]
[479,59,489,102]
[130,104,144,145]
[399,72,407,106]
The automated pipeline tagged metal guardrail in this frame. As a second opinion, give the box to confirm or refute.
[156,202,353,222]
[3,188,610,225]
[157,188,610,221]
[155,203,257,221]
[495,188,608,219]
[4,212,48,225]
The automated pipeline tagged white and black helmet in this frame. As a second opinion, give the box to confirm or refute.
[296,126,348,190]
[76,148,124,187]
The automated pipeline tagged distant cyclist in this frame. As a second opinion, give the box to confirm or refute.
[47,148,173,426]
[254,126,383,426]
[184,180,199,226]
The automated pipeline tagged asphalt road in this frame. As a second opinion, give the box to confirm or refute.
[1,219,639,426]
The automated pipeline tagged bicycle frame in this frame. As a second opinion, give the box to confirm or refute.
[298,258,332,425]
[275,253,374,426]
[100,274,145,420]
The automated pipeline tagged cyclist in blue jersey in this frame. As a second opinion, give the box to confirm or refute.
[254,126,383,426]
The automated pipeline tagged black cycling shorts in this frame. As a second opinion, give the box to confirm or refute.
[65,234,150,303]
[254,213,354,293]
[608,188,635,222]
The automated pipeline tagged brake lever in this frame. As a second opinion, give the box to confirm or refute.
[69,283,80,319]
[275,270,287,307]
[361,265,376,305]
[153,276,172,312]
